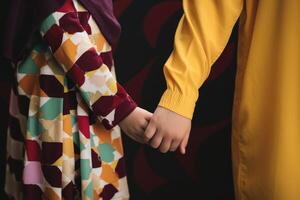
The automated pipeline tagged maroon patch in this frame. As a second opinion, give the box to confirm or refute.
[25,140,41,161]
[42,165,62,187]
[110,84,137,127]
[100,184,118,200]
[67,65,85,87]
[75,48,103,72]
[18,95,30,116]
[62,181,76,200]
[42,142,62,164]
[44,24,64,52]
[40,75,64,97]
[57,0,76,13]
[8,116,24,141]
[78,12,92,34]
[91,149,102,168]
[23,184,43,199]
[7,156,24,181]
[115,157,126,178]
[59,12,84,34]
[63,91,77,115]
[100,51,113,69]
[77,116,90,139]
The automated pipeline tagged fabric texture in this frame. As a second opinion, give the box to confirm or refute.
[5,0,135,199]
[2,1,237,199]
[1,0,120,63]
[159,0,300,199]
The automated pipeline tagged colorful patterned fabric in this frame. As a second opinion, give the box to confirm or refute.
[5,0,135,199]
[1,1,237,199]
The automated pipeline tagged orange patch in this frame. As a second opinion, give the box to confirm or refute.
[112,138,124,155]
[100,164,119,188]
[94,190,99,200]
[44,187,60,200]
[63,115,72,135]
[94,33,105,52]
[93,123,112,144]
[19,75,39,95]
[34,53,47,67]
[54,38,78,70]
[39,88,49,97]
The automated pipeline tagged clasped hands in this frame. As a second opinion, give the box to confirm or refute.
[119,106,191,154]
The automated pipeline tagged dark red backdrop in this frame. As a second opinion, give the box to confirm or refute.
[0,0,237,199]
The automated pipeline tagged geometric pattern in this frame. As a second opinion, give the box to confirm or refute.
[5,0,134,199]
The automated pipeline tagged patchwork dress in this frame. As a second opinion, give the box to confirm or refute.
[5,0,136,199]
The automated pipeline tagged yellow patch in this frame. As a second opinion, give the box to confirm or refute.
[63,138,74,157]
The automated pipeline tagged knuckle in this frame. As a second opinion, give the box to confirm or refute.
[151,142,159,149]
[151,116,159,124]
[144,134,152,140]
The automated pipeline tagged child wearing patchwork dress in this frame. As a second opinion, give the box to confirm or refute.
[4,0,151,199]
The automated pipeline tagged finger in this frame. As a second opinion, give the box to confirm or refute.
[124,127,146,144]
[149,132,163,149]
[179,132,190,154]
[144,119,156,142]
[144,110,153,122]
[159,138,172,153]
[169,139,181,152]
[140,119,149,131]
[127,133,145,144]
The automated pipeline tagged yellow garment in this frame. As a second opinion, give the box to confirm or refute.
[158,0,300,199]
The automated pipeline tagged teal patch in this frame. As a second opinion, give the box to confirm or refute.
[84,181,94,199]
[98,143,115,163]
[80,159,91,180]
[39,98,63,120]
[80,91,91,105]
[33,42,49,53]
[72,131,80,148]
[40,14,56,34]
[27,116,45,137]
[71,115,77,126]
[18,57,39,74]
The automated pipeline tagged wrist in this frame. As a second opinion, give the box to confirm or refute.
[158,89,197,120]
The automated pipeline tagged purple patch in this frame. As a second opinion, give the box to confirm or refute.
[100,184,118,200]
[42,165,62,187]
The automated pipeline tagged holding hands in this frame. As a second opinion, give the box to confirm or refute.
[120,106,191,154]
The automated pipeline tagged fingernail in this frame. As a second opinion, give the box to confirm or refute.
[182,148,186,154]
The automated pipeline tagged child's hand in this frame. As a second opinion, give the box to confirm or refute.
[144,106,191,154]
[119,107,153,143]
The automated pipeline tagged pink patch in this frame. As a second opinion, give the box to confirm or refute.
[89,75,106,88]
[23,162,43,185]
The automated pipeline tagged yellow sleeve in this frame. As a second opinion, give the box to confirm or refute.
[158,0,243,119]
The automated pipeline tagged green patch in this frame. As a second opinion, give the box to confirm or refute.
[39,98,63,120]
[98,143,115,163]
[40,14,56,34]
[27,116,45,137]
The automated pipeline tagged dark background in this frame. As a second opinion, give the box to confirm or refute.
[0,0,237,199]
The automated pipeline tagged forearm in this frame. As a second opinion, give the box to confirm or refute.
[159,0,243,119]
[40,0,136,129]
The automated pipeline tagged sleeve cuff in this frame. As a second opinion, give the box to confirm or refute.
[158,89,197,120]
[112,95,137,127]
[101,95,137,130]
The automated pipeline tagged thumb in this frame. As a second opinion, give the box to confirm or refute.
[144,118,156,142]
[143,110,153,122]
[179,132,190,154]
